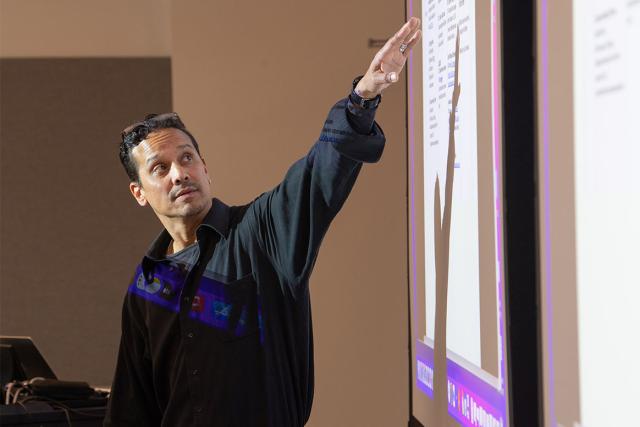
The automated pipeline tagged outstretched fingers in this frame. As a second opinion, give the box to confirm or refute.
[394,17,420,46]
[374,18,421,64]
[403,29,422,55]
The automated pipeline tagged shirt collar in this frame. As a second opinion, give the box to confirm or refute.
[198,198,230,239]
[141,198,230,280]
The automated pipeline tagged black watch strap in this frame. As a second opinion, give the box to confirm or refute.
[349,75,381,109]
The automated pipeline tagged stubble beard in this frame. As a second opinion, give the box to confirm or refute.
[168,196,209,219]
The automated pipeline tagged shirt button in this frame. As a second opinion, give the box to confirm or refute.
[192,369,199,375]
[187,332,194,338]
[195,406,203,413]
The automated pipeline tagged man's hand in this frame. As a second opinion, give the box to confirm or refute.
[355,17,422,99]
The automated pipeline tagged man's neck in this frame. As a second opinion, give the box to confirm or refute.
[159,204,211,255]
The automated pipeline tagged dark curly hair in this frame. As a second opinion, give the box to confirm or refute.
[119,112,201,183]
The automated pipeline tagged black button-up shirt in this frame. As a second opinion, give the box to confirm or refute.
[104,97,385,427]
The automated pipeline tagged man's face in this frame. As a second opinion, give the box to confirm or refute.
[129,128,212,219]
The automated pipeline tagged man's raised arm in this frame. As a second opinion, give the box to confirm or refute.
[242,18,422,293]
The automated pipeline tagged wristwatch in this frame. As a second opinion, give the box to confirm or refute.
[350,75,381,109]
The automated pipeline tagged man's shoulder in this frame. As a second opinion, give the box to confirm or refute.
[225,194,268,230]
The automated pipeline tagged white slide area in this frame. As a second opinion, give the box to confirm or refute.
[422,0,481,367]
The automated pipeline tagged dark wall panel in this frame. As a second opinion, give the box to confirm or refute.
[0,58,172,386]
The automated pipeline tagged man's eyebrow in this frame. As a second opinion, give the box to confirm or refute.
[145,144,194,165]
[145,154,159,166]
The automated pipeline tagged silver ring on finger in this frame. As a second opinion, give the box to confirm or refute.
[399,43,408,54]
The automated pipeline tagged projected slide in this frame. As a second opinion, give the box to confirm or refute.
[539,0,640,425]
[408,0,509,426]
[423,0,481,367]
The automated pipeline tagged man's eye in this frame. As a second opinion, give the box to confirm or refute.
[152,164,167,174]
[183,153,193,162]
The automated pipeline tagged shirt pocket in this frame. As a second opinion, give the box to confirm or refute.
[190,272,261,343]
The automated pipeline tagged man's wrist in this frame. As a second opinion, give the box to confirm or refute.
[350,75,381,109]
[354,75,378,99]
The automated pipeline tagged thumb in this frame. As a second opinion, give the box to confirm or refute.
[372,71,399,85]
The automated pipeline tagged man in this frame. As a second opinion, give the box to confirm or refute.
[105,18,421,427]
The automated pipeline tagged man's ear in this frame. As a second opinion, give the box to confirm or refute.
[129,181,147,206]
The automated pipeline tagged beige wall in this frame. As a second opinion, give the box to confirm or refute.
[0,57,172,387]
[172,2,408,426]
[0,0,171,57]
[0,0,173,389]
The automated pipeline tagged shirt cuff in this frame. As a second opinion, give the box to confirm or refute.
[319,98,385,163]
[346,96,378,135]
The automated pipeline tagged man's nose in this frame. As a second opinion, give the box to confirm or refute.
[170,163,189,184]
